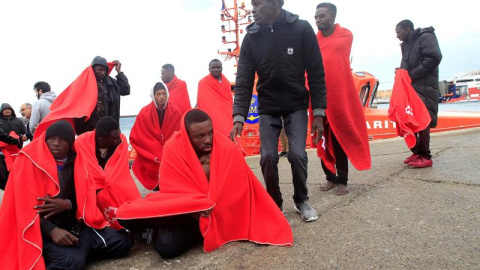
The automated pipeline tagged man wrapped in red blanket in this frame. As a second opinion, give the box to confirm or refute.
[0,121,132,270]
[197,59,233,137]
[75,117,141,230]
[315,3,371,195]
[130,82,182,190]
[117,109,293,259]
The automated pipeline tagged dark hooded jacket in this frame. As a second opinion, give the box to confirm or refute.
[233,10,326,117]
[400,27,442,127]
[0,103,26,147]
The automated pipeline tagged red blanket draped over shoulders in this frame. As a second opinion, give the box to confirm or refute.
[197,74,233,137]
[0,133,106,270]
[117,110,293,251]
[0,131,20,171]
[130,101,182,190]
[165,75,191,116]
[316,24,371,172]
[74,131,141,230]
[388,69,431,147]
[34,63,116,139]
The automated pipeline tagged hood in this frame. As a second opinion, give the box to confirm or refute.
[411,26,436,40]
[0,103,16,118]
[91,56,109,70]
[150,82,170,110]
[40,91,57,102]
[246,9,299,34]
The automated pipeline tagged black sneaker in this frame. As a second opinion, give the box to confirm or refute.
[278,151,287,157]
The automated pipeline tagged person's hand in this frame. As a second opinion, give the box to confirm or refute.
[230,122,243,142]
[112,60,122,73]
[311,115,325,145]
[50,228,79,247]
[35,195,72,219]
[199,208,213,217]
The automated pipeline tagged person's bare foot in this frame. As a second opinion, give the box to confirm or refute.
[320,181,335,191]
[337,184,349,196]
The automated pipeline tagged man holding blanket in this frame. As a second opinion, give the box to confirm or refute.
[117,109,292,259]
[314,3,371,195]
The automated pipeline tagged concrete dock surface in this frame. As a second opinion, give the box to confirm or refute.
[1,128,479,269]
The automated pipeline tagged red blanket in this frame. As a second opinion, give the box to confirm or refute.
[197,74,233,137]
[165,75,191,116]
[317,24,371,172]
[388,69,431,148]
[0,132,106,270]
[117,111,293,251]
[130,101,182,190]
[0,131,20,171]
[34,63,116,139]
[74,131,141,230]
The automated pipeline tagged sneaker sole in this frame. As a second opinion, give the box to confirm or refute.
[294,205,318,222]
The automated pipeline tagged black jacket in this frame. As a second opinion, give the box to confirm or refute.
[233,10,326,117]
[0,128,20,145]
[400,27,442,127]
[75,73,130,134]
[0,103,26,147]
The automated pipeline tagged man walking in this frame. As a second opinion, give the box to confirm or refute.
[314,3,371,195]
[230,0,327,221]
[396,20,442,168]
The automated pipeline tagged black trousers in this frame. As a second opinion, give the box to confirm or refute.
[410,127,431,159]
[119,214,203,259]
[259,110,309,207]
[43,224,133,270]
[320,132,349,185]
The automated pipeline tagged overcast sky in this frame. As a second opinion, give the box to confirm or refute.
[1,0,479,116]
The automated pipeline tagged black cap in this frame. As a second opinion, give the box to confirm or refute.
[91,56,108,70]
[45,120,75,149]
[153,82,167,94]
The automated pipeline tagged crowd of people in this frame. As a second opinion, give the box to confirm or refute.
[0,1,441,269]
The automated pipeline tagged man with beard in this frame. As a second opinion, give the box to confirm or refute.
[31,81,57,135]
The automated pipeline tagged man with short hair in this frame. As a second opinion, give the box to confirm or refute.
[117,109,292,259]
[75,56,130,134]
[31,81,57,135]
[0,120,133,269]
[75,117,141,229]
[130,82,182,190]
[230,0,327,221]
[197,59,233,137]
[161,63,191,115]
[314,3,371,195]
[395,19,442,168]
[19,103,33,141]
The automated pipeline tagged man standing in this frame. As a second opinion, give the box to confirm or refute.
[19,103,33,141]
[0,103,26,146]
[75,56,130,134]
[161,63,192,116]
[396,20,442,168]
[314,3,371,195]
[31,81,57,135]
[230,0,327,221]
[130,82,182,190]
[197,59,233,137]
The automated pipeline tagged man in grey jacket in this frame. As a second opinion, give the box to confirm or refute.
[31,81,57,135]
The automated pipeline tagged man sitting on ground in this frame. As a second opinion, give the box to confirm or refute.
[0,121,132,269]
[117,109,293,259]
[130,82,182,190]
[75,117,141,229]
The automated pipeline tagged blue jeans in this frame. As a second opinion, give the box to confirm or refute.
[259,110,309,207]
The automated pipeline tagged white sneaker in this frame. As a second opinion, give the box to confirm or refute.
[294,201,318,222]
